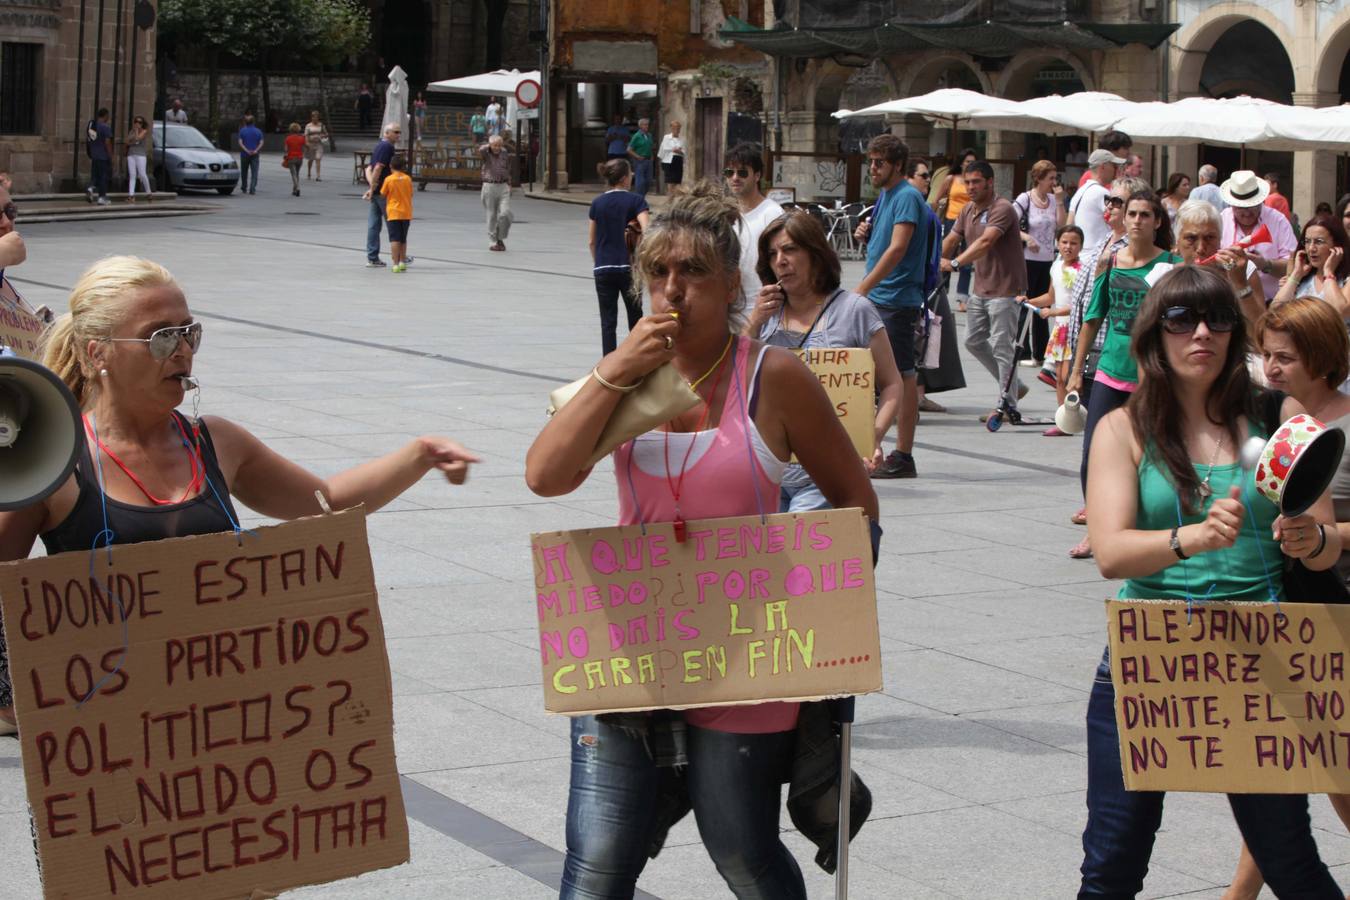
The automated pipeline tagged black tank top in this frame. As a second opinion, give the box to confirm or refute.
[41,412,242,554]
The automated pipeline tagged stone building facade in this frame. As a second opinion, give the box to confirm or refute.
[0,0,157,192]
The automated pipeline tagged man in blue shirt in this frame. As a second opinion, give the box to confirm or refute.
[853,134,929,479]
[85,108,113,205]
[362,123,398,267]
[237,114,264,195]
[604,115,629,161]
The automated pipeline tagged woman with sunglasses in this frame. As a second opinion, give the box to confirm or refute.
[0,256,481,733]
[528,184,877,899]
[125,116,153,203]
[1273,213,1350,316]
[1065,190,1178,560]
[1080,265,1343,898]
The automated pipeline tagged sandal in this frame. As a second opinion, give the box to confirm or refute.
[1069,536,1093,559]
[918,397,946,413]
[1071,507,1087,526]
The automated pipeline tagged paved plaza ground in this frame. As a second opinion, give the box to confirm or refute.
[1,164,1346,899]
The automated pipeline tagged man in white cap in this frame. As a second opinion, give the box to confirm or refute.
[1067,148,1125,252]
[1220,169,1297,298]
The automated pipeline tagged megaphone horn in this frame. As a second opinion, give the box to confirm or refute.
[0,357,85,511]
[1197,223,1275,265]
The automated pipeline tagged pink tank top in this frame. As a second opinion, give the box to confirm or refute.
[613,338,796,734]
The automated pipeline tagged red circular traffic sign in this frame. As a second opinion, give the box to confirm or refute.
[515,79,542,108]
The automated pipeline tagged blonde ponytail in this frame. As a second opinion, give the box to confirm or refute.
[633,179,747,332]
[39,256,177,406]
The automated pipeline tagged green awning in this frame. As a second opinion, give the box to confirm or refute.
[718,18,1178,59]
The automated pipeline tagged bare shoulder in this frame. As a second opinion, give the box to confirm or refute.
[1098,406,1142,460]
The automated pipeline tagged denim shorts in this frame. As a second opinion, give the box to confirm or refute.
[877,304,922,376]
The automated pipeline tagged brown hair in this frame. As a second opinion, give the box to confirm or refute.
[1126,265,1257,512]
[866,133,909,168]
[1301,212,1350,281]
[755,211,841,296]
[1256,296,1350,389]
[600,157,631,186]
[1029,160,1056,184]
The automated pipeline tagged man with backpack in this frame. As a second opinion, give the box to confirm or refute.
[85,108,113,206]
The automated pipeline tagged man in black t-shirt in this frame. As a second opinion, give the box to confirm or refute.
[363,124,398,267]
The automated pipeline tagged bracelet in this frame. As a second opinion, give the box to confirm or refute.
[1312,523,1328,559]
[592,367,643,393]
[1235,285,1253,300]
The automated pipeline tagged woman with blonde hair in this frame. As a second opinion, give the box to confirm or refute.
[0,256,480,731]
[304,110,328,180]
[528,182,877,898]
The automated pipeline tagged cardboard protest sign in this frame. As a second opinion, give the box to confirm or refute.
[793,348,875,459]
[1108,598,1350,793]
[0,508,409,899]
[532,508,881,716]
[0,276,46,358]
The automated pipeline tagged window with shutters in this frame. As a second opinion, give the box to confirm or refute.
[0,43,41,135]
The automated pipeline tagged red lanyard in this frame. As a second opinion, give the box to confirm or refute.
[84,415,204,506]
[663,339,734,542]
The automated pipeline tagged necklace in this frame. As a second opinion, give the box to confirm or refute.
[84,415,203,505]
[1197,431,1227,499]
[663,336,735,542]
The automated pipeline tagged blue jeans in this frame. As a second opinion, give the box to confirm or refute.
[632,159,652,197]
[594,269,641,356]
[240,153,259,192]
[780,465,829,513]
[1078,379,1131,496]
[366,195,386,262]
[560,716,805,900]
[1080,650,1341,899]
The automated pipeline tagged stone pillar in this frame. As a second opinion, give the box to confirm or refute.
[1292,91,1339,223]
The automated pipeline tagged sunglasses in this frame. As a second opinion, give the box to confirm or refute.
[1105,197,1126,209]
[0,203,15,221]
[867,159,890,169]
[913,171,931,179]
[1160,306,1237,335]
[105,322,203,360]
[723,167,751,179]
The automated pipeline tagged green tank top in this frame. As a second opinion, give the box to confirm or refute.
[1122,423,1284,603]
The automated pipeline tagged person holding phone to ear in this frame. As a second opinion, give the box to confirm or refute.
[1272,213,1350,317]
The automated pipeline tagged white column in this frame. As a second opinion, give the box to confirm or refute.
[1291,91,1339,223]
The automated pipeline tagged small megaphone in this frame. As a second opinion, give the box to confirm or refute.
[1198,224,1273,265]
[0,356,85,510]
[1055,391,1087,435]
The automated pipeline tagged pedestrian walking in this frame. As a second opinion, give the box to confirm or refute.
[1014,160,1066,366]
[627,118,654,197]
[853,134,929,479]
[413,91,427,141]
[942,160,1029,422]
[381,155,413,273]
[470,106,487,146]
[125,116,154,203]
[527,182,879,900]
[931,147,977,311]
[657,120,685,190]
[1188,164,1225,211]
[603,114,629,161]
[587,159,648,354]
[237,114,263,195]
[724,143,783,302]
[486,97,503,136]
[283,122,305,197]
[355,84,375,131]
[1080,264,1342,900]
[363,123,398,267]
[85,108,113,206]
[1068,149,1124,255]
[479,134,513,251]
[905,157,965,413]
[1020,225,1083,432]
[1077,131,1132,188]
[304,110,328,180]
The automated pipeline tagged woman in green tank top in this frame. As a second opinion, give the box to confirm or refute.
[1078,266,1343,898]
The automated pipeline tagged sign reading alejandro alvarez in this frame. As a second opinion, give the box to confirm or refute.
[0,508,409,899]
[532,508,882,715]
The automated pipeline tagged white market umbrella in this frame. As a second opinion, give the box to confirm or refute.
[382,65,410,149]
[1260,102,1350,151]
[1109,96,1273,148]
[1015,92,1139,135]
[834,88,1049,156]
[428,68,543,131]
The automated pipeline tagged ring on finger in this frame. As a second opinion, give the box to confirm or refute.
[664,335,673,350]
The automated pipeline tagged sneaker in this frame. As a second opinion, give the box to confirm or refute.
[870,450,916,479]
[1042,426,1068,437]
[1037,369,1057,388]
[403,256,414,266]
[97,197,111,206]
[392,263,406,273]
[366,259,387,268]
[85,186,96,204]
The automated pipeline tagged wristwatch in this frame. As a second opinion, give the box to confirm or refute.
[1169,526,1188,560]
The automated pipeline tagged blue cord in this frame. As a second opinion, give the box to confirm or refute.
[1240,474,1282,611]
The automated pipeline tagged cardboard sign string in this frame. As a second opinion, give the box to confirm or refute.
[1170,477,1281,626]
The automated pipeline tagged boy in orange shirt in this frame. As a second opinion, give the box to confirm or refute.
[380,155,414,272]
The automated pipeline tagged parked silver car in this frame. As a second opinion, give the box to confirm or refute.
[151,122,239,194]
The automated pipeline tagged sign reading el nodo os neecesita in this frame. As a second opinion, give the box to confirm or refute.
[1109,598,1350,793]
[532,508,882,716]
[0,508,409,900]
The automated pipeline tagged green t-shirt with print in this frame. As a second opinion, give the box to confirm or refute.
[1084,251,1181,385]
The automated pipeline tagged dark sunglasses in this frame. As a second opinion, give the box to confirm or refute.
[913,171,931,179]
[723,167,751,179]
[1160,306,1237,335]
[1105,197,1126,209]
[0,203,16,221]
[105,322,203,360]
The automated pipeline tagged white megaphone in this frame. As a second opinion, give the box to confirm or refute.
[1055,390,1088,435]
[0,356,85,510]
